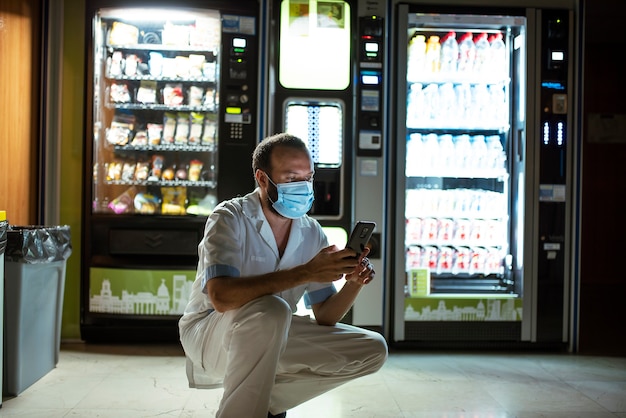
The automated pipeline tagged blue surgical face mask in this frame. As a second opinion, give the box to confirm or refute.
[265,173,314,219]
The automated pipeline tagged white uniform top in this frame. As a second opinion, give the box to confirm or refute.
[180,188,336,326]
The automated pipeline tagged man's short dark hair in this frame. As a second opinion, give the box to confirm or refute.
[252,133,310,175]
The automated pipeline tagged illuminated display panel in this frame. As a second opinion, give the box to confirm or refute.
[551,50,564,61]
[285,102,343,167]
[279,0,351,90]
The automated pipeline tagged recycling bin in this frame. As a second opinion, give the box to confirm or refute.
[3,225,71,396]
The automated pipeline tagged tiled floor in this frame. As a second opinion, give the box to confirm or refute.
[1,342,625,417]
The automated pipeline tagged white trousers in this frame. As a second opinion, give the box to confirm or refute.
[180,295,388,418]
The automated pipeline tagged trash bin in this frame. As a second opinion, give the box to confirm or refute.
[3,225,71,396]
[0,211,7,405]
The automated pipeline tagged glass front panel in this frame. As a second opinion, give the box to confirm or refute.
[403,13,526,322]
[91,8,221,216]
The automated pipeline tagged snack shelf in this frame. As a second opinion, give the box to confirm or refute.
[107,74,217,84]
[104,179,216,188]
[113,144,216,152]
[107,103,217,112]
[107,44,219,55]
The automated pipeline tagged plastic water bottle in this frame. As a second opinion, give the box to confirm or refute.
[471,135,487,169]
[454,134,472,169]
[439,134,454,170]
[457,32,476,74]
[488,84,506,126]
[423,133,439,170]
[425,35,441,73]
[407,83,425,126]
[422,84,439,121]
[438,83,456,123]
[473,32,490,74]
[407,34,427,80]
[489,32,506,77]
[440,31,458,74]
[454,83,472,124]
[486,135,505,170]
[406,133,423,176]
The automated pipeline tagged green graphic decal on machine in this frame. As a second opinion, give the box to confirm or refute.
[405,296,523,322]
[89,267,195,316]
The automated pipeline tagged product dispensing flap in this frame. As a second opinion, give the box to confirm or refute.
[0,220,7,255]
[5,225,72,263]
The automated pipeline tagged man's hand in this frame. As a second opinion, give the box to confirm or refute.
[344,247,375,286]
[304,245,360,283]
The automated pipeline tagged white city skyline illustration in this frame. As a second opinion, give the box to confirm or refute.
[90,274,193,315]
[405,298,522,321]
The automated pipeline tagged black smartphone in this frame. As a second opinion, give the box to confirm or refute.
[345,221,376,257]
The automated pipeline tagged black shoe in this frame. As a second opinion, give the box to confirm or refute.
[268,412,286,418]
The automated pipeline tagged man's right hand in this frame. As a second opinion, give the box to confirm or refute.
[304,245,359,283]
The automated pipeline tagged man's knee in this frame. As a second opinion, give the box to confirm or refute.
[239,295,292,337]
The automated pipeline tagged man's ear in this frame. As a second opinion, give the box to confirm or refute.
[254,169,267,187]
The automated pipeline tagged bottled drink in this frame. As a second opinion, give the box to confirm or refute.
[439,31,458,74]
[406,133,423,176]
[407,83,425,127]
[457,32,476,73]
[407,34,426,79]
[473,32,490,74]
[422,83,439,121]
[470,135,487,169]
[438,134,454,170]
[425,35,441,73]
[454,83,472,124]
[486,135,505,170]
[423,133,439,170]
[454,134,472,169]
[488,32,506,77]
[438,82,455,123]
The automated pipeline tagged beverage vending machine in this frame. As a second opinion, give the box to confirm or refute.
[265,0,389,330]
[81,0,262,341]
[388,1,578,348]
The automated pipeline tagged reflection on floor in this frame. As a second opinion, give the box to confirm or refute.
[1,343,625,417]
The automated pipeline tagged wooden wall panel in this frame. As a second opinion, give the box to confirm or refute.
[0,0,41,226]
[578,0,626,356]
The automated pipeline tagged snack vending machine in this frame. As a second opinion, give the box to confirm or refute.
[389,2,577,348]
[81,0,261,341]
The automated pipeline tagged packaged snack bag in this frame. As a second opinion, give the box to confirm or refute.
[134,193,160,214]
[189,112,204,144]
[130,130,148,146]
[121,161,136,181]
[161,186,187,215]
[147,123,163,145]
[134,161,150,181]
[109,21,139,45]
[137,80,157,104]
[201,116,217,147]
[106,161,123,181]
[189,54,206,77]
[189,86,204,107]
[150,155,165,179]
[188,159,203,182]
[163,84,184,106]
[110,82,132,103]
[162,113,177,144]
[108,186,138,214]
[175,112,190,145]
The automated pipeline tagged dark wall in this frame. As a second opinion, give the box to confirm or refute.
[578,0,626,355]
